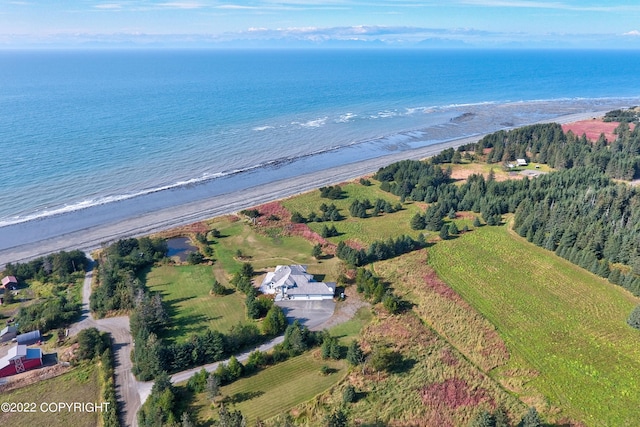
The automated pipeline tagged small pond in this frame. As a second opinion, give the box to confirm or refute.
[166,237,198,262]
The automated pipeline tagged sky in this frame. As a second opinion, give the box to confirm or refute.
[1,0,640,48]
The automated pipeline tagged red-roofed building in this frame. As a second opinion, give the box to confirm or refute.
[0,344,43,378]
[1,276,18,290]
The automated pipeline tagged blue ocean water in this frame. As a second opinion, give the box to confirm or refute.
[1,49,639,227]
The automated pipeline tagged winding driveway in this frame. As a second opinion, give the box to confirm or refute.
[71,262,338,426]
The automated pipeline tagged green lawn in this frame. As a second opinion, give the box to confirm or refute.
[191,353,347,426]
[206,215,343,284]
[428,224,640,426]
[146,265,248,342]
[281,181,426,246]
[0,364,101,427]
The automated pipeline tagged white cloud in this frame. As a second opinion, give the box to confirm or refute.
[458,0,640,12]
[94,3,122,9]
[158,2,204,9]
[623,30,640,37]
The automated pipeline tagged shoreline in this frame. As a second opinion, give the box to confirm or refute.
[0,110,610,268]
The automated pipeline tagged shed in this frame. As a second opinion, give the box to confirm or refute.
[0,326,17,343]
[16,330,41,346]
[0,344,43,378]
[1,276,18,290]
[516,158,528,166]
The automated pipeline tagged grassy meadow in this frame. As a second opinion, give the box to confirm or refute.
[184,307,373,425]
[428,223,640,426]
[146,265,248,342]
[281,181,426,246]
[204,215,342,283]
[293,312,525,426]
[0,364,101,427]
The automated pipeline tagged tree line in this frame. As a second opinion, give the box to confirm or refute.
[90,237,167,317]
[474,121,640,180]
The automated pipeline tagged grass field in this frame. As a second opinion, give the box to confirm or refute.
[294,312,524,426]
[0,364,101,427]
[190,352,347,426]
[374,249,510,373]
[146,265,248,342]
[205,216,342,283]
[428,223,640,426]
[281,181,426,246]
[185,306,372,425]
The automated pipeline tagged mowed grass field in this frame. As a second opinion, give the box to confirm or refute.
[428,223,640,426]
[206,216,341,283]
[281,181,426,246]
[146,265,248,342]
[191,352,347,426]
[0,365,101,427]
[186,307,372,425]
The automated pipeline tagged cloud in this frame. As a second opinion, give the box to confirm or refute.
[94,3,122,9]
[623,30,640,37]
[457,0,640,12]
[157,2,204,9]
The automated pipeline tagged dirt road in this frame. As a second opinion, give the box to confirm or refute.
[69,266,142,427]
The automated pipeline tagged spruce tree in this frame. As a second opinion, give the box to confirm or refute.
[519,407,542,427]
[439,224,449,240]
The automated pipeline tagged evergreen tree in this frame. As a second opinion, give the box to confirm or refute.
[439,224,449,240]
[342,385,356,404]
[627,305,640,330]
[312,244,323,259]
[519,407,542,427]
[473,216,482,228]
[410,213,426,230]
[346,340,365,366]
[206,373,220,401]
[448,222,459,236]
[469,410,495,427]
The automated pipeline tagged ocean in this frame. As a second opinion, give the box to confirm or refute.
[1,49,640,246]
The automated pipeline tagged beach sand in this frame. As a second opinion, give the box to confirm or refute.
[0,111,607,268]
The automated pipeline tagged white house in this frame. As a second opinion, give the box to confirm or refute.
[259,265,335,301]
[516,158,528,166]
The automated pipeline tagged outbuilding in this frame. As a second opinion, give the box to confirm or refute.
[0,325,17,343]
[1,276,18,291]
[16,330,41,346]
[0,344,43,378]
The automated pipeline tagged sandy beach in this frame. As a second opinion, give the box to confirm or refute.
[0,110,609,268]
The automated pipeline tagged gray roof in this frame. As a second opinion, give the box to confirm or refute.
[261,265,334,296]
[0,326,17,336]
[16,330,41,344]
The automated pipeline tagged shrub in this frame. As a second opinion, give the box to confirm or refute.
[342,385,356,403]
[627,305,640,330]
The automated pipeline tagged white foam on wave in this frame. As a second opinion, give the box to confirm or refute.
[370,110,398,119]
[292,117,328,128]
[252,125,275,131]
[0,171,228,228]
[336,112,357,123]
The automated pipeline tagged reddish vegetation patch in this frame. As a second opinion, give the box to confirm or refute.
[440,347,459,367]
[255,201,290,224]
[420,378,493,410]
[287,223,334,249]
[562,119,634,142]
[344,239,367,251]
[423,270,462,303]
